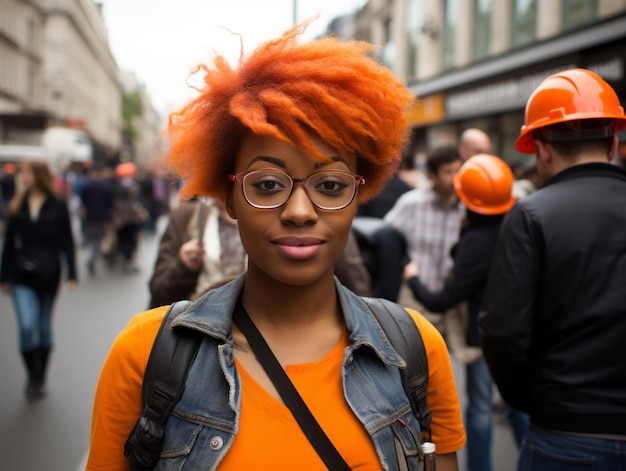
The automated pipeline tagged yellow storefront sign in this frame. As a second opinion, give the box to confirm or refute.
[409,93,445,126]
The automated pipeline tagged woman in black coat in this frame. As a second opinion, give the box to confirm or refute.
[0,160,77,400]
[403,154,528,471]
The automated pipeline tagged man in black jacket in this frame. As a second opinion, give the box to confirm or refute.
[479,68,626,470]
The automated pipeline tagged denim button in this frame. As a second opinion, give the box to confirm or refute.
[210,436,223,450]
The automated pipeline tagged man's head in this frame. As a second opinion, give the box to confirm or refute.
[426,146,462,201]
[516,68,626,180]
[166,20,414,204]
[458,128,491,162]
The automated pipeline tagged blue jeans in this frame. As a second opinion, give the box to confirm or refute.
[11,284,55,351]
[466,357,530,471]
[518,425,626,470]
[507,403,530,448]
[466,357,494,471]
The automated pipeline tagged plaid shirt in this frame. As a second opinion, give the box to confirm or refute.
[385,188,465,291]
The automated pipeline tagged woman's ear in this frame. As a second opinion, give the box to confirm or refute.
[225,190,238,219]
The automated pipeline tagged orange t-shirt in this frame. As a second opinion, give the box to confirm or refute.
[85,307,465,471]
[219,329,382,470]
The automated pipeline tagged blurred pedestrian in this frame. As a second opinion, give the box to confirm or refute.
[148,197,246,308]
[151,170,170,223]
[0,162,17,222]
[382,146,465,316]
[350,151,416,298]
[480,68,626,469]
[512,158,541,199]
[0,160,77,400]
[357,150,415,219]
[458,128,491,162]
[111,162,148,272]
[80,165,114,275]
[404,154,529,471]
[86,21,465,470]
[136,169,160,233]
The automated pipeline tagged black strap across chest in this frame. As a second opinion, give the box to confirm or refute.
[233,299,352,471]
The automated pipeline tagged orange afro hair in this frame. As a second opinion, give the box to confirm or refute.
[167,20,415,202]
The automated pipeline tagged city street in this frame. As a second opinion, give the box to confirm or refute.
[0,217,519,471]
[0,221,163,471]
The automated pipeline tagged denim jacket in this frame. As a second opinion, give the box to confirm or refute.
[157,275,425,470]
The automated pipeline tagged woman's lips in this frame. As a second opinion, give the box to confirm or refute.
[273,237,324,260]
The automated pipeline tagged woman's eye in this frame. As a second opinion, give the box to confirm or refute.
[314,177,349,193]
[252,176,288,192]
[259,180,282,190]
[318,181,343,191]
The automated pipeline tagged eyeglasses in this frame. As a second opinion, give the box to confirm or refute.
[228,169,365,210]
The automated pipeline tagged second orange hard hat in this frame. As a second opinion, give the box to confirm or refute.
[516,68,626,153]
[454,154,516,215]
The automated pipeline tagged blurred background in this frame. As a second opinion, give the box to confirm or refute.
[1,1,625,470]
[1,0,624,175]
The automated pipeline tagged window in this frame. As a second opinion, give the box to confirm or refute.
[27,18,36,52]
[443,0,460,70]
[511,0,537,47]
[563,0,598,30]
[381,18,395,69]
[406,0,422,78]
[26,65,36,100]
[501,112,526,164]
[473,0,493,60]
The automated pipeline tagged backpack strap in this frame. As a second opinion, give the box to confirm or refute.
[363,297,432,440]
[124,300,200,471]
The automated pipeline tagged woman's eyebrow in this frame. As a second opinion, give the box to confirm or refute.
[314,156,349,169]
[246,156,286,169]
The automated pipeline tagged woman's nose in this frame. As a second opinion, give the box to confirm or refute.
[279,183,318,225]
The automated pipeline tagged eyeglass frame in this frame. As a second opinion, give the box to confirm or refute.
[228,169,365,210]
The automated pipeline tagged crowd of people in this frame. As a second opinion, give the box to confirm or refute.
[1,20,625,471]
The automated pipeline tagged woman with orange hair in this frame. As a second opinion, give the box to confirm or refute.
[87,22,464,470]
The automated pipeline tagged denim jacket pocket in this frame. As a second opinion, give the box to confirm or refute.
[159,416,203,459]
[156,415,234,471]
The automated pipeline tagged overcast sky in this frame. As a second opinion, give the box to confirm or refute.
[100,0,365,115]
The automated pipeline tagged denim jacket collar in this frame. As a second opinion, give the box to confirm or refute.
[171,273,406,369]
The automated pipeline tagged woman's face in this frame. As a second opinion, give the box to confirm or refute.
[18,163,35,191]
[227,133,359,287]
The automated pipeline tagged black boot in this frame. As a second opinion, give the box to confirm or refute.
[32,346,51,400]
[21,350,40,400]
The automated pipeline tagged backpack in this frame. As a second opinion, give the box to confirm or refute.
[124,297,432,470]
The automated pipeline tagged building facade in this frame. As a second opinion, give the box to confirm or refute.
[0,0,123,166]
[0,0,47,143]
[347,0,626,165]
[119,69,164,169]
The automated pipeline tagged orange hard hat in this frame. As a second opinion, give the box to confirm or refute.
[3,162,16,175]
[516,68,626,153]
[454,154,516,215]
[115,161,137,178]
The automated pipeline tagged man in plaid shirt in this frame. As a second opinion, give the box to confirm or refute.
[384,146,464,329]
